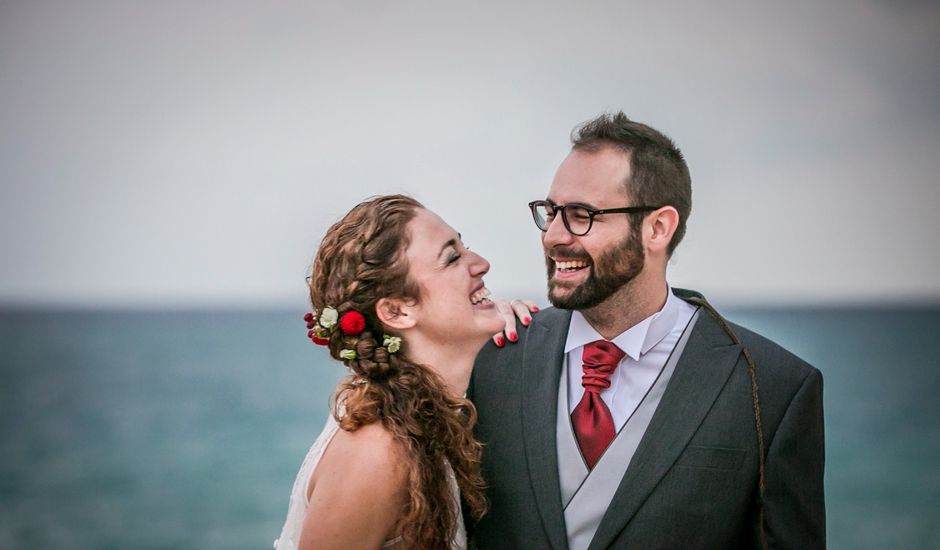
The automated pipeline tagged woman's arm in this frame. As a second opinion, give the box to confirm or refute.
[298,422,408,550]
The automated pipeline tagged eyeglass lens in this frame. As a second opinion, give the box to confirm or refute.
[532,202,592,235]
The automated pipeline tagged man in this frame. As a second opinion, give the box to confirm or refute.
[470,113,825,549]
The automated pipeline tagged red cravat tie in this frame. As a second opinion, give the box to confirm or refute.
[571,340,625,469]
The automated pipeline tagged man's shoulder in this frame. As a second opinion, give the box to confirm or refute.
[673,288,821,386]
[723,320,809,363]
[529,305,571,326]
[477,306,569,358]
[471,306,568,387]
[728,314,822,393]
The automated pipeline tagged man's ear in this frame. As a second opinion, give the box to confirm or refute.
[645,206,679,255]
[375,297,418,331]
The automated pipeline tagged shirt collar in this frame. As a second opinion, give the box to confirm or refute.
[564,286,681,361]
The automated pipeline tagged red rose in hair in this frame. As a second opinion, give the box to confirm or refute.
[339,310,366,335]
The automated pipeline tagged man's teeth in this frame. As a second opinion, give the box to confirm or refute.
[555,260,589,272]
[470,287,492,305]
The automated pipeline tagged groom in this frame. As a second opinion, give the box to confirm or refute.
[470,113,825,549]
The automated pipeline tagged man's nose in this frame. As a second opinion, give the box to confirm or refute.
[542,213,574,249]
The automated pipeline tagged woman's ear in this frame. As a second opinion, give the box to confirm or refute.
[375,297,418,331]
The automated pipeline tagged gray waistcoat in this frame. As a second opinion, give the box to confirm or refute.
[556,310,700,550]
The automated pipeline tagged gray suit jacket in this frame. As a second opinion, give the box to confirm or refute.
[468,289,825,549]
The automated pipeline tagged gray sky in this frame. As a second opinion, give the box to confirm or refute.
[1,0,938,308]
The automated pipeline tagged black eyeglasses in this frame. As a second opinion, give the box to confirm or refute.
[528,200,664,236]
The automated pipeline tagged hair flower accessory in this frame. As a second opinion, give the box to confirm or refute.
[304,310,331,345]
[308,330,330,346]
[319,307,338,329]
[304,306,405,356]
[383,335,402,354]
[339,310,366,335]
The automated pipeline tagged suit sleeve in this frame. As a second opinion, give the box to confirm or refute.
[759,367,826,549]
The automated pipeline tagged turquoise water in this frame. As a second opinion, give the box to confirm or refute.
[1,308,938,548]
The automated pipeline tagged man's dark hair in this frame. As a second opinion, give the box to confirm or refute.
[571,112,692,256]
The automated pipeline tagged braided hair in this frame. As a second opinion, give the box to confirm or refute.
[308,194,486,549]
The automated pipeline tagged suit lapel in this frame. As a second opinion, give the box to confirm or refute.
[587,311,742,550]
[521,308,572,550]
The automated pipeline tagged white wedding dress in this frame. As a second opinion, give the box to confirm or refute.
[273,413,467,549]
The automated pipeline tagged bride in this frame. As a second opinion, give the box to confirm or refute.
[274,195,535,549]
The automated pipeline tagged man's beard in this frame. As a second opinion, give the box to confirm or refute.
[545,230,645,310]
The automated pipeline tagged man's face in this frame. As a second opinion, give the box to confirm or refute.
[542,147,646,310]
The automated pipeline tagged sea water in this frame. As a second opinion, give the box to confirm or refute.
[1,307,938,548]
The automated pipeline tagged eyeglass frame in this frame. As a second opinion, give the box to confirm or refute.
[528,199,665,236]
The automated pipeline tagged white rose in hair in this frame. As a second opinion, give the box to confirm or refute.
[319,307,338,329]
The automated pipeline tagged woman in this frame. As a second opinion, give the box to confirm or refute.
[274,195,536,549]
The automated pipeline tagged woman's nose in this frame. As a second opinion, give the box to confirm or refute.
[469,250,491,277]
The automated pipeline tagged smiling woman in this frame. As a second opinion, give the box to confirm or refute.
[273,195,534,550]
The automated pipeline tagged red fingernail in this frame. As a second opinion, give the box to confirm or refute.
[509,332,518,342]
[523,317,531,325]
[496,336,505,347]
[532,306,540,312]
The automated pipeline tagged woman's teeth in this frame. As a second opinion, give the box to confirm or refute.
[555,260,589,273]
[470,287,492,305]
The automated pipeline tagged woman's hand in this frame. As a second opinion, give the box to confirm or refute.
[491,298,540,347]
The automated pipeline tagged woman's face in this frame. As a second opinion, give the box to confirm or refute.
[402,208,504,343]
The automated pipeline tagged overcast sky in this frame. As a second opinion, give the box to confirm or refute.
[1,0,938,309]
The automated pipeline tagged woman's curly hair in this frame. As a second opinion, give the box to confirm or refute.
[308,194,486,549]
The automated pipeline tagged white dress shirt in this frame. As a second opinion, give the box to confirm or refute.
[564,287,698,430]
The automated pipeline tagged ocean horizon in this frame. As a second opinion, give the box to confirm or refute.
[2,305,938,548]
